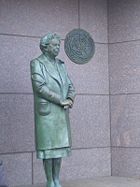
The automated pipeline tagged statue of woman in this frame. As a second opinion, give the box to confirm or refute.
[30,33,76,187]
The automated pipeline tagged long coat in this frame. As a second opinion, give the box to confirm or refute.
[30,54,75,151]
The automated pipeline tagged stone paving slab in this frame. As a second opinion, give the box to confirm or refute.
[14,176,140,187]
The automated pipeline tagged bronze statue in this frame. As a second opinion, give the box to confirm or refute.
[30,33,76,187]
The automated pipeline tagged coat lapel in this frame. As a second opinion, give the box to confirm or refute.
[38,54,62,87]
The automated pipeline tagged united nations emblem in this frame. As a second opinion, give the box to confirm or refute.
[64,29,95,64]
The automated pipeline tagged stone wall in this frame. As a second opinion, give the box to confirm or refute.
[0,0,110,186]
[109,0,140,177]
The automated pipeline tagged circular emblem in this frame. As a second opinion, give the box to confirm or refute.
[64,29,95,64]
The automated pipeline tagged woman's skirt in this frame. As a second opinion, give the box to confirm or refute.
[37,147,71,159]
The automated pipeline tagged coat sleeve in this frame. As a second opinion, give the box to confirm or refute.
[30,59,62,105]
[62,63,76,102]
[67,75,76,102]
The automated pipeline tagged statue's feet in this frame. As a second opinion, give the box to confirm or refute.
[46,181,55,187]
[54,179,62,187]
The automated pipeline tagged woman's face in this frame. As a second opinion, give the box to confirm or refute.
[47,38,61,57]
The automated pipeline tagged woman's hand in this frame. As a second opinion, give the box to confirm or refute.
[60,99,73,108]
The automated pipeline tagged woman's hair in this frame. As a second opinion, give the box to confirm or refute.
[40,33,61,52]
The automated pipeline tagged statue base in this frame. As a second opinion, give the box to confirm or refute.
[14,176,140,187]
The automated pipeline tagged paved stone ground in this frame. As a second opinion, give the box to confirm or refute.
[15,176,140,187]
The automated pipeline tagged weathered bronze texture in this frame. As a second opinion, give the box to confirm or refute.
[30,33,76,187]
[64,29,95,64]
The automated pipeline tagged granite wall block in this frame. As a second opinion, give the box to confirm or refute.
[0,153,32,186]
[111,95,140,147]
[112,148,140,177]
[80,0,108,43]
[70,95,110,148]
[0,0,78,39]
[109,41,140,94]
[0,95,35,153]
[0,35,40,93]
[109,0,140,43]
